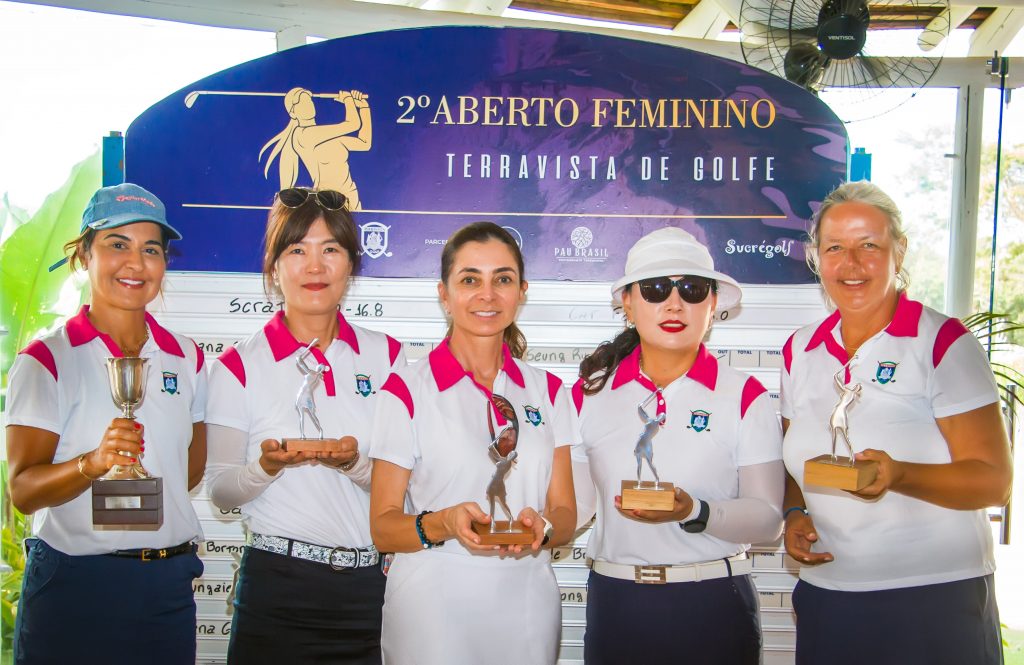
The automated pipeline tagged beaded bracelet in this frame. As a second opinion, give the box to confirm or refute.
[414,510,445,549]
[783,506,809,519]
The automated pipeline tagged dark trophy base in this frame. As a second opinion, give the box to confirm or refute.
[282,436,353,452]
[92,477,163,528]
[472,521,535,546]
[620,480,676,511]
[804,455,879,490]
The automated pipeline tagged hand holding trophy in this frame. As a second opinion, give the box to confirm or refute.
[804,360,879,490]
[472,394,535,546]
[620,390,675,511]
[92,356,164,527]
[282,339,355,453]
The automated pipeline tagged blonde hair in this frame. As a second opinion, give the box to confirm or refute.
[259,87,307,188]
[806,181,910,292]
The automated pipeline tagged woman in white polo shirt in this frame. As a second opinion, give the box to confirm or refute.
[205,188,405,664]
[573,227,784,665]
[369,222,577,665]
[781,181,1011,664]
[6,183,206,665]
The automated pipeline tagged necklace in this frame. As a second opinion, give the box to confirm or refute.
[119,329,150,357]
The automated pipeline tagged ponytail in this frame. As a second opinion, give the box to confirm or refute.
[579,326,640,395]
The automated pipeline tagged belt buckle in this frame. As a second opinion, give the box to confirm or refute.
[140,548,167,562]
[634,565,667,585]
[328,545,357,571]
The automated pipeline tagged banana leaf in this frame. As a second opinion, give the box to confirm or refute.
[963,311,1024,410]
[0,152,99,410]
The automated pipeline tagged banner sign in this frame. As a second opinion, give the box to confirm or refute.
[126,26,847,283]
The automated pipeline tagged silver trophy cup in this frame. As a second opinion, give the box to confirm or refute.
[102,357,153,480]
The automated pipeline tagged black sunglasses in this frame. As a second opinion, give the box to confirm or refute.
[636,275,715,304]
[276,188,348,211]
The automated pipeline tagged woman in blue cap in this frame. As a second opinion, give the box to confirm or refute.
[6,183,207,664]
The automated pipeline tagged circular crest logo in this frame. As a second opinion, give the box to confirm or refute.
[570,226,593,250]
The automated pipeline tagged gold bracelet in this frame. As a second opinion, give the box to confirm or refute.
[77,453,101,481]
[339,452,360,472]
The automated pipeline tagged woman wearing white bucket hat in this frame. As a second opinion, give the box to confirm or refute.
[571,227,784,664]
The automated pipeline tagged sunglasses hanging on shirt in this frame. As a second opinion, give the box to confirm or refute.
[637,275,714,304]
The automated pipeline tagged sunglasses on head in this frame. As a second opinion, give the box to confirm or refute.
[636,275,715,304]
[276,188,348,211]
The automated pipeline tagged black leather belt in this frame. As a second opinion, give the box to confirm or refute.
[108,541,196,561]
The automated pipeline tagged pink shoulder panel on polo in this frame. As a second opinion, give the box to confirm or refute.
[933,318,969,368]
[545,371,563,407]
[20,340,58,381]
[386,335,402,366]
[782,334,795,375]
[740,376,768,419]
[381,373,414,418]
[218,347,246,387]
[193,341,205,373]
[571,378,585,415]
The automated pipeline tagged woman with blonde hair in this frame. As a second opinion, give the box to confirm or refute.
[259,87,372,210]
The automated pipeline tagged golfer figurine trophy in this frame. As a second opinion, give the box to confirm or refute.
[621,391,675,511]
[803,361,879,490]
[92,357,164,528]
[282,339,353,452]
[473,395,534,545]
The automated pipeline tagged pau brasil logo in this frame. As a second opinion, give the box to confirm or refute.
[555,226,609,263]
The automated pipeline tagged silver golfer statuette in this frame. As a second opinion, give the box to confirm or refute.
[473,395,533,545]
[282,339,349,452]
[92,356,164,527]
[804,359,879,490]
[620,390,675,511]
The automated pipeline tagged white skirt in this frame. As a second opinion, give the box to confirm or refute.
[382,549,561,664]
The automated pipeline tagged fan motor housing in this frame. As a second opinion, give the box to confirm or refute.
[817,0,869,59]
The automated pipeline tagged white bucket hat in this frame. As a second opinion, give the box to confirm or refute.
[611,227,742,312]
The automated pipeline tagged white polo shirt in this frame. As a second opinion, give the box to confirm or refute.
[370,340,577,560]
[206,311,405,548]
[781,293,998,591]
[6,306,206,555]
[572,344,782,566]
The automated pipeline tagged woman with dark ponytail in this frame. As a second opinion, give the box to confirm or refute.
[368,222,577,665]
[572,227,784,665]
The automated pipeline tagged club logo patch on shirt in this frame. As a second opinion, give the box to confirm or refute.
[161,371,178,395]
[687,409,711,432]
[355,374,375,397]
[874,361,899,384]
[523,405,543,426]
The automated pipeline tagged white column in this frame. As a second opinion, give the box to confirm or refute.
[945,83,985,318]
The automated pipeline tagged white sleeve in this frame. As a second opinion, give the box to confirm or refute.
[205,423,278,509]
[191,358,208,423]
[704,460,785,544]
[931,333,999,418]
[369,374,418,470]
[6,349,62,434]
[338,449,372,490]
[779,344,795,421]
[571,458,598,530]
[736,389,783,466]
[549,383,580,448]
[205,354,248,431]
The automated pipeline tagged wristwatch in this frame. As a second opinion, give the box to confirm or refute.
[680,500,710,533]
[541,516,555,546]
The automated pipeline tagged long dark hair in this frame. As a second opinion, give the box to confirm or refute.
[440,222,527,359]
[580,279,718,395]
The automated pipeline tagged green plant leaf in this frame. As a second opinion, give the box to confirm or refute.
[0,152,99,409]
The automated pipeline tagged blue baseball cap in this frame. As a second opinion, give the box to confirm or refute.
[81,183,182,240]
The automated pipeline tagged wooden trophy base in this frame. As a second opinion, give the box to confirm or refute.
[282,436,353,453]
[620,480,676,511]
[472,521,536,546]
[92,477,163,528]
[804,455,879,491]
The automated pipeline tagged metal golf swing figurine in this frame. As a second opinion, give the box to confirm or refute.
[92,357,164,528]
[473,394,535,546]
[620,390,676,511]
[803,359,879,491]
[281,339,355,453]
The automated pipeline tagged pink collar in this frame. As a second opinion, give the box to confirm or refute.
[611,344,718,392]
[805,291,922,365]
[66,305,184,358]
[428,339,525,393]
[263,310,360,363]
